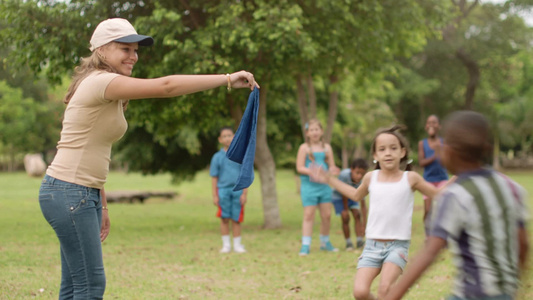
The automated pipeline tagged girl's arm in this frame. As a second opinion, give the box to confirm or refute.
[325,144,340,175]
[418,140,436,167]
[324,171,371,202]
[409,172,438,198]
[296,144,310,176]
[105,71,259,101]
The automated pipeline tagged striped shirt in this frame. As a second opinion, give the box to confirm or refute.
[430,169,529,298]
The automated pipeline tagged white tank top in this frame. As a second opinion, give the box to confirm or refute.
[366,170,414,240]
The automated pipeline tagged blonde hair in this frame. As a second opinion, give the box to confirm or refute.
[63,43,129,110]
[305,119,331,163]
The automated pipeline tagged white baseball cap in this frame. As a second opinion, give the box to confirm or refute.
[89,18,153,51]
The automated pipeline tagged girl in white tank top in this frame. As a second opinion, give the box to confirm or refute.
[310,125,441,300]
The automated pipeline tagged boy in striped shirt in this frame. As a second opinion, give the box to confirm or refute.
[386,111,529,300]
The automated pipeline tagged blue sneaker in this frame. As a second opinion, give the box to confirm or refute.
[320,241,339,252]
[299,245,310,256]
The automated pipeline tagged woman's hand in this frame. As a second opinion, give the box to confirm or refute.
[230,71,260,90]
[100,211,110,242]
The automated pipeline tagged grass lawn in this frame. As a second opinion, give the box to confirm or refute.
[0,169,531,299]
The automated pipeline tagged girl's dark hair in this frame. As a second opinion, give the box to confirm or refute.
[350,158,369,170]
[371,125,412,171]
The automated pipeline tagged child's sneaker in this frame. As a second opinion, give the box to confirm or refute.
[234,244,246,253]
[356,240,365,249]
[346,241,355,251]
[320,241,339,252]
[219,245,231,253]
[299,245,310,256]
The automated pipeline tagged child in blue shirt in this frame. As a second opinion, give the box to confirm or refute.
[210,127,248,253]
[331,158,369,250]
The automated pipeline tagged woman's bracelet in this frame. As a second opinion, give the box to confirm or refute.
[226,73,232,91]
[102,206,108,211]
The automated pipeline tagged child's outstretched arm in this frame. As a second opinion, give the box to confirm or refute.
[312,169,370,202]
[409,172,438,199]
[384,236,447,300]
[518,226,529,275]
[325,144,340,176]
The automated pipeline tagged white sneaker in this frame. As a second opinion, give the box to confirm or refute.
[233,244,246,253]
[220,245,231,253]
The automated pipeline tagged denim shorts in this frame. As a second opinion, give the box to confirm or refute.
[447,294,512,300]
[357,239,410,270]
[332,198,360,215]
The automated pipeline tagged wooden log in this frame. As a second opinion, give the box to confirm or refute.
[105,191,177,203]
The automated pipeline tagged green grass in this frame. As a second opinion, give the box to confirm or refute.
[0,170,531,299]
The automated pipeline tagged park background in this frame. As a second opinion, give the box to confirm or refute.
[0,0,532,299]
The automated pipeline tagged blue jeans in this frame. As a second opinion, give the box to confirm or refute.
[39,175,105,299]
[448,295,512,300]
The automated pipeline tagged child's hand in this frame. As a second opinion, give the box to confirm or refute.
[329,165,341,176]
[213,195,219,206]
[309,164,329,183]
[240,193,247,205]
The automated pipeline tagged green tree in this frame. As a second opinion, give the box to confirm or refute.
[0,81,53,170]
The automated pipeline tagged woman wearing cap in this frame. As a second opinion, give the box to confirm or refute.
[38,18,259,299]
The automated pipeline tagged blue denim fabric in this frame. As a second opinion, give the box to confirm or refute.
[226,87,260,191]
[447,295,512,300]
[39,174,105,300]
[357,239,411,270]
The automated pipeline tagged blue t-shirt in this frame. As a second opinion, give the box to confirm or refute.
[210,148,242,189]
[422,138,448,182]
[332,168,362,200]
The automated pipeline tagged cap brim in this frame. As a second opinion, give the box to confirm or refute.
[113,34,154,46]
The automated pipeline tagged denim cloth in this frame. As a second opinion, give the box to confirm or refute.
[226,87,260,191]
[447,295,512,300]
[39,174,105,299]
[331,198,360,215]
[357,239,411,270]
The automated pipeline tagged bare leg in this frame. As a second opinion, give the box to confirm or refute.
[302,206,316,237]
[231,220,241,238]
[376,262,403,299]
[318,203,332,236]
[353,267,381,300]
[341,210,351,239]
[353,209,365,239]
[220,218,230,235]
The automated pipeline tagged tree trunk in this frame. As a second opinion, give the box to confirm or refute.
[255,85,282,229]
[456,47,480,110]
[306,74,317,119]
[493,132,501,170]
[341,144,349,169]
[227,93,244,129]
[324,75,339,143]
[296,76,309,137]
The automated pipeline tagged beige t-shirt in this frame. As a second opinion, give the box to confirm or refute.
[47,71,128,189]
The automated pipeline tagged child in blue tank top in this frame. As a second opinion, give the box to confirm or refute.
[296,119,340,256]
[418,115,449,237]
